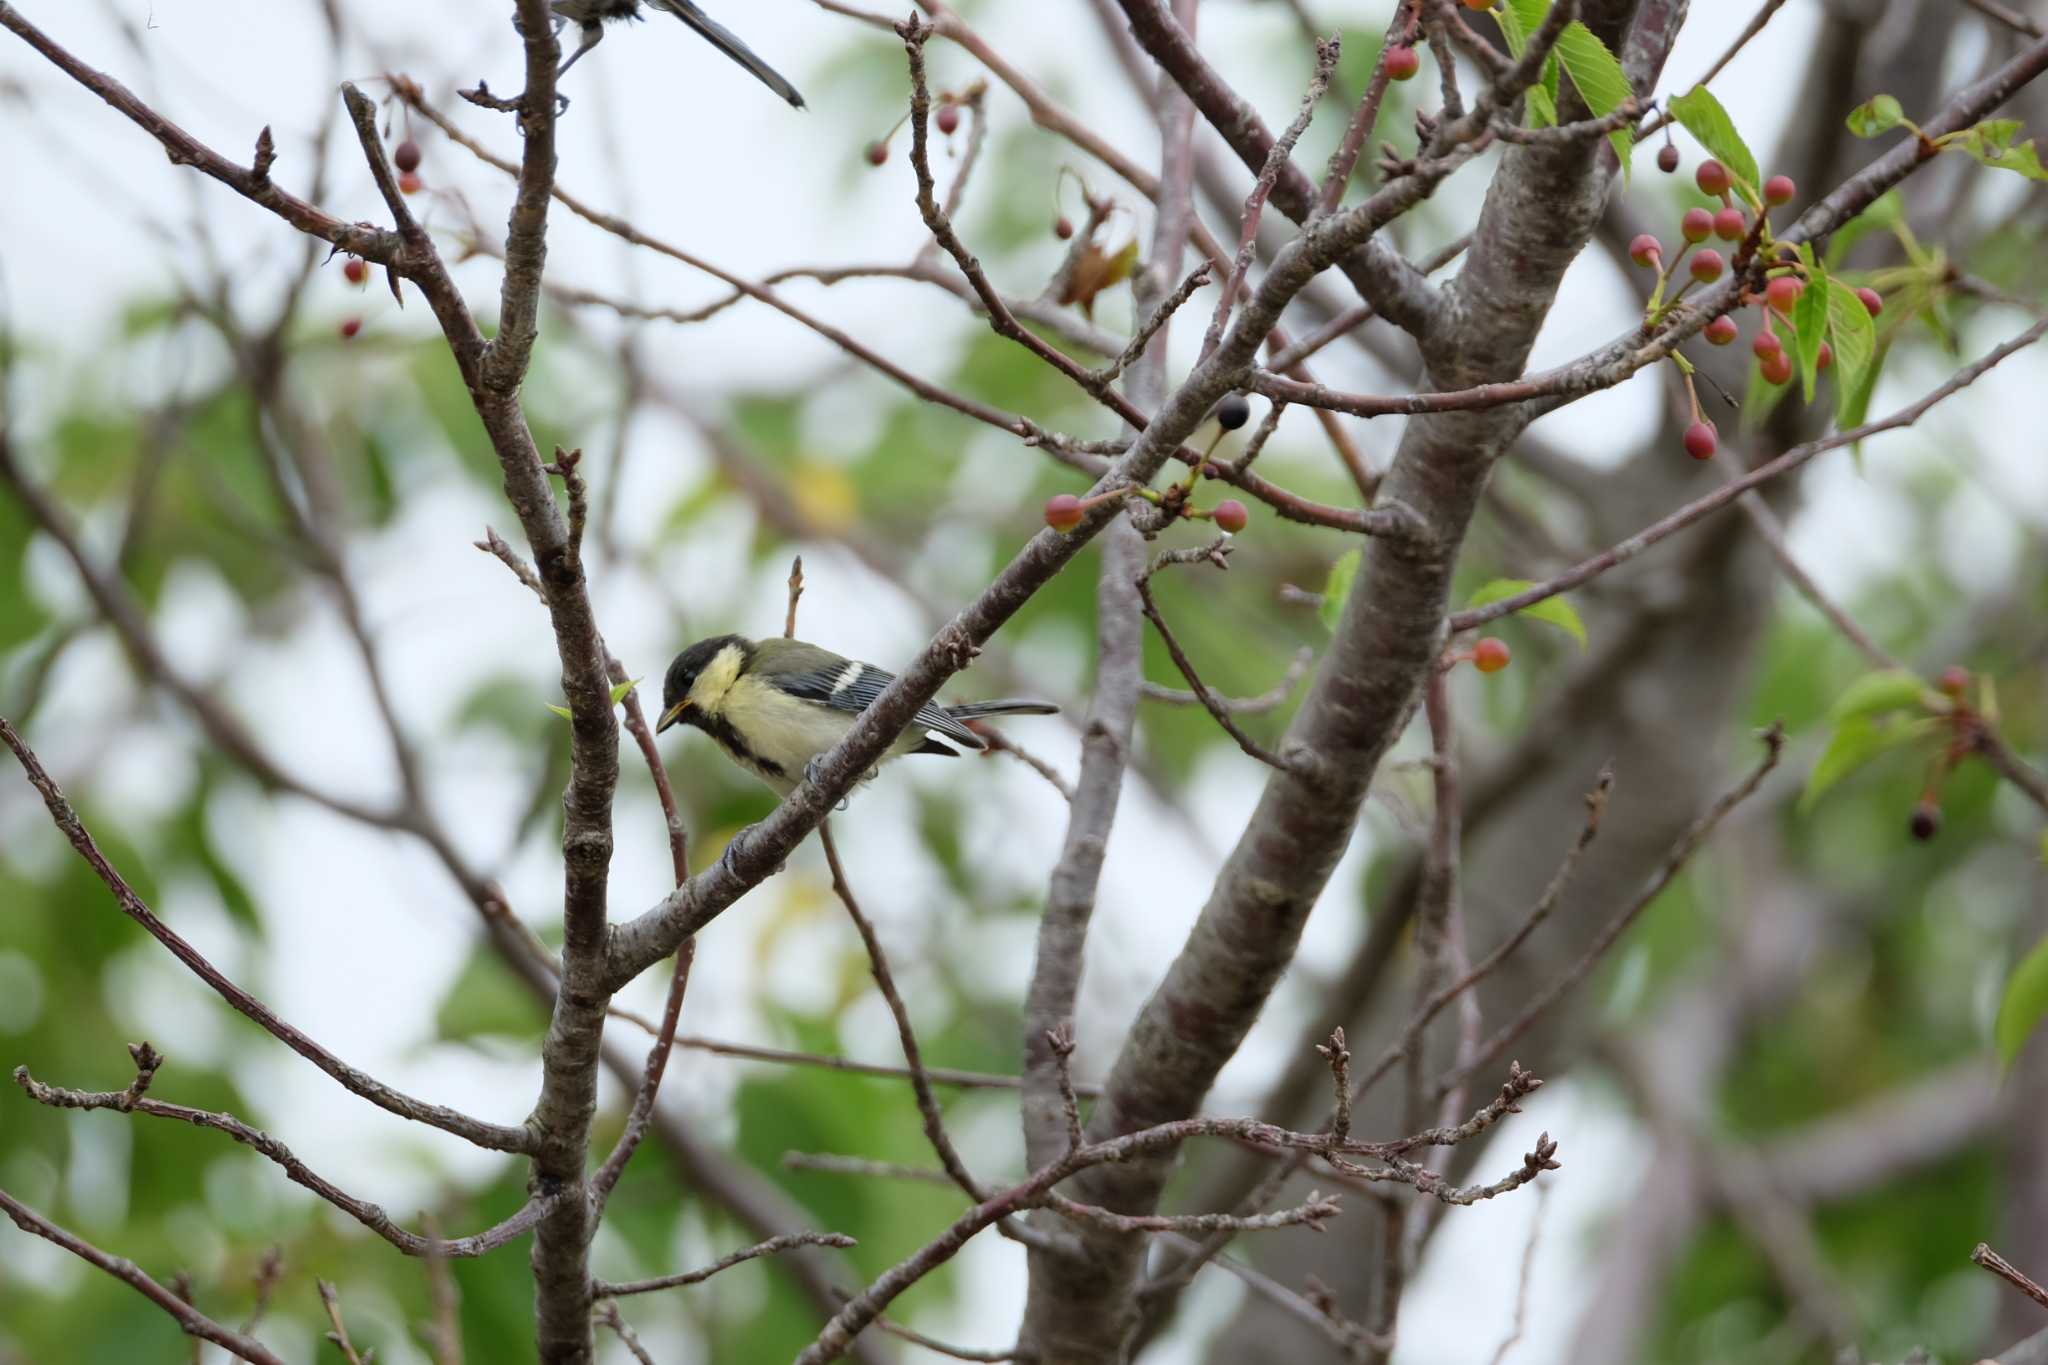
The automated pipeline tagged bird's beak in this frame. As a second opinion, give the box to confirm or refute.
[657,700,690,734]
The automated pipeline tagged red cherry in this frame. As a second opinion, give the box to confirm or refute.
[1628,234,1662,268]
[393,139,422,174]
[1054,216,1075,240]
[339,317,363,340]
[1763,175,1795,205]
[1657,143,1681,174]
[1689,249,1725,283]
[1856,287,1884,317]
[1765,276,1804,312]
[1044,493,1084,531]
[1213,499,1249,533]
[936,104,961,136]
[1761,351,1793,386]
[342,257,368,286]
[1473,638,1511,674]
[1713,206,1748,241]
[865,141,889,166]
[1937,666,1970,698]
[1683,420,1718,461]
[1696,159,1731,197]
[1816,342,1834,371]
[397,170,423,195]
[1752,329,1782,358]
[1704,314,1739,346]
[1681,208,1714,243]
[1384,45,1421,81]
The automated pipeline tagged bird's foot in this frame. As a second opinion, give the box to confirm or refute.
[804,758,852,812]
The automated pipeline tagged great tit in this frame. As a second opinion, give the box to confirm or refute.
[656,635,1058,795]
[549,0,805,108]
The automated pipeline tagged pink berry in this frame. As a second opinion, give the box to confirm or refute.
[1680,208,1713,243]
[935,103,960,136]
[1765,276,1804,312]
[1696,159,1731,197]
[1628,234,1662,268]
[1384,45,1421,81]
[1044,493,1084,531]
[1054,216,1075,240]
[339,317,362,340]
[1473,638,1511,674]
[397,170,423,195]
[1683,420,1718,461]
[1856,287,1883,317]
[1761,351,1793,386]
[865,141,889,166]
[342,257,368,286]
[1704,314,1738,346]
[1763,175,1795,205]
[1213,499,1249,534]
[1713,206,1748,241]
[1816,342,1834,372]
[1938,666,1970,698]
[1690,249,1725,283]
[1752,329,1782,359]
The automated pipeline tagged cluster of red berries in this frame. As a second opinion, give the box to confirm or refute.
[1632,156,1886,462]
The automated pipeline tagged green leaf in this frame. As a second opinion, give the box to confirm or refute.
[1995,934,2048,1070]
[610,677,642,705]
[1320,549,1361,633]
[1465,578,1588,648]
[1525,83,1559,128]
[1670,86,1760,196]
[546,703,572,720]
[1794,269,1830,403]
[1962,129,2048,181]
[1554,21,1636,166]
[1837,338,1889,445]
[1828,668,1927,722]
[1800,713,1937,812]
[1846,94,1905,139]
[1824,277,1879,422]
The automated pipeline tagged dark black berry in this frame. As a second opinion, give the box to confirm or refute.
[1657,143,1679,174]
[1215,394,1251,431]
[1908,802,1941,841]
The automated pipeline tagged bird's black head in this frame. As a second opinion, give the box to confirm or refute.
[658,634,749,733]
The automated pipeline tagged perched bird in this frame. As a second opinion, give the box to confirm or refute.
[657,635,1058,795]
[549,0,805,108]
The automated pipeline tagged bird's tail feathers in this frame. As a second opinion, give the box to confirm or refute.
[947,699,1060,720]
[654,0,805,107]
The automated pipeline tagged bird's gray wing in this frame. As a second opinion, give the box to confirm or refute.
[646,0,805,107]
[773,659,986,750]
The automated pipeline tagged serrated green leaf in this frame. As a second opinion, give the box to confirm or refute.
[1846,94,1904,139]
[1526,83,1559,128]
[1974,118,2023,153]
[1465,578,1588,648]
[1828,668,1927,722]
[1995,934,2048,1070]
[546,703,572,720]
[1824,278,1879,419]
[1554,21,1635,166]
[1800,713,1937,812]
[1670,86,1760,196]
[1320,550,1361,634]
[610,677,642,705]
[1794,270,1829,403]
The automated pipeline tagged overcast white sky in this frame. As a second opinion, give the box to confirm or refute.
[3,3,2045,1362]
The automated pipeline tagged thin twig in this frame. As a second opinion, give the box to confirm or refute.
[596,1232,858,1298]
[1976,1243,2048,1312]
